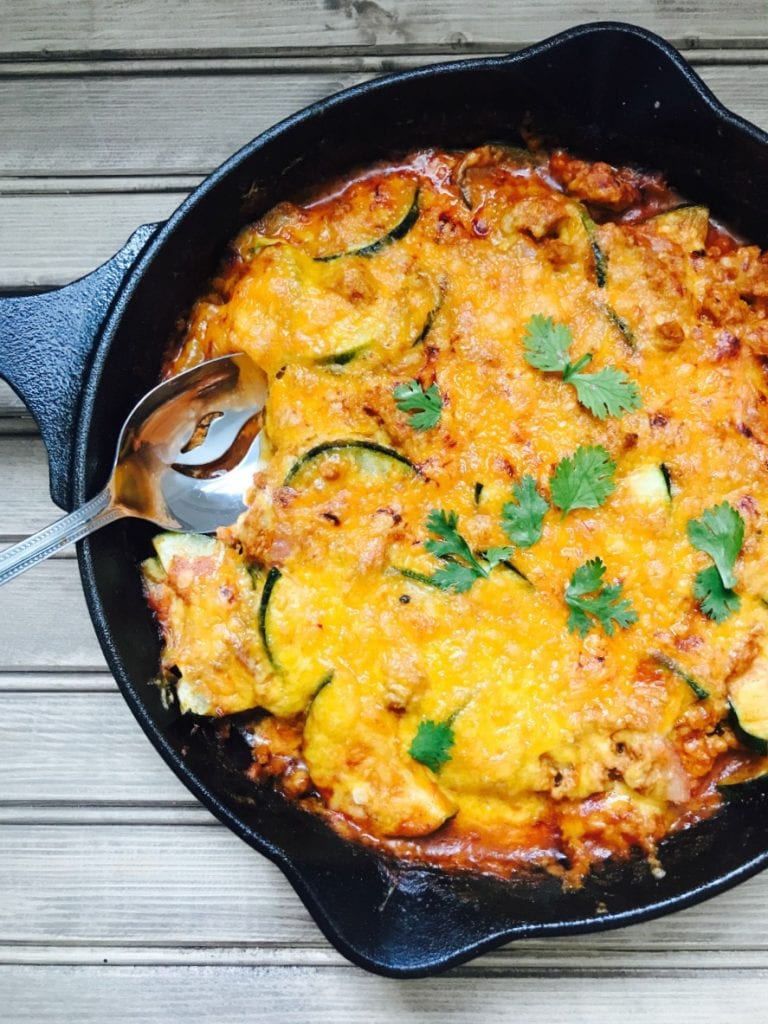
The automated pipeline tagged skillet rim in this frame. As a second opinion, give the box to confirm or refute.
[74,20,768,977]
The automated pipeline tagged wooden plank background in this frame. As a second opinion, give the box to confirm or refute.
[1,2,768,1019]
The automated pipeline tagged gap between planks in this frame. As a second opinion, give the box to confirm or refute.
[1,48,767,77]
[0,943,766,971]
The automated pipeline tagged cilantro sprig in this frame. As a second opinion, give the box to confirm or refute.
[522,314,641,420]
[409,717,455,772]
[550,445,617,516]
[565,558,638,637]
[393,379,442,430]
[687,502,745,622]
[501,475,550,547]
[424,509,512,593]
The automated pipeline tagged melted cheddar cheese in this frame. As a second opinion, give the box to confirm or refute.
[144,146,768,879]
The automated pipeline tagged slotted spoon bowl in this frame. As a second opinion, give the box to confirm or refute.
[0,352,267,586]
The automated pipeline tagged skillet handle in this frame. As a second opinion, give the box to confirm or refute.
[0,222,160,510]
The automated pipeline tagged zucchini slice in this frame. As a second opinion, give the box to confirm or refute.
[303,668,457,837]
[143,533,274,717]
[624,464,672,507]
[314,293,439,367]
[258,566,340,714]
[315,189,420,262]
[652,652,709,700]
[650,205,709,253]
[729,656,768,754]
[284,440,416,486]
[153,531,218,569]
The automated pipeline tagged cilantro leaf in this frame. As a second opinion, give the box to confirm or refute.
[687,502,745,590]
[409,718,455,773]
[501,475,550,547]
[393,379,442,430]
[550,445,617,516]
[430,561,482,594]
[425,510,482,569]
[522,314,641,420]
[522,314,573,373]
[565,557,638,637]
[484,546,515,569]
[565,366,642,420]
[694,565,741,623]
[423,510,511,592]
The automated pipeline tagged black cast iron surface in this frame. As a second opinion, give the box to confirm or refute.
[2,22,768,976]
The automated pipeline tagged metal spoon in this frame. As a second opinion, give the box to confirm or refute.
[0,353,268,586]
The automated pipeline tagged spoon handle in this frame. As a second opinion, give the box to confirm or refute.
[0,489,125,587]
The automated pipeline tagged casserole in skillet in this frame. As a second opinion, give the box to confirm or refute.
[143,141,768,883]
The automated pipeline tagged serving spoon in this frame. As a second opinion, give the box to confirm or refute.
[0,353,268,587]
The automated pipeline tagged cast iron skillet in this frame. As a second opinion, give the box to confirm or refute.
[2,22,768,977]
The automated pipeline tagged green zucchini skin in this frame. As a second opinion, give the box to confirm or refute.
[315,189,420,262]
[284,440,416,485]
[315,346,366,367]
[499,559,533,587]
[729,702,768,756]
[413,297,442,347]
[660,463,673,499]
[603,304,636,349]
[396,567,443,589]
[579,211,607,287]
[258,566,282,668]
[652,652,709,700]
[718,768,768,801]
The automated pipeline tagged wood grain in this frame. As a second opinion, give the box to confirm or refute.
[0,560,105,670]
[1,823,768,953]
[1,65,767,180]
[0,691,193,804]
[0,192,182,289]
[3,0,768,57]
[0,435,73,535]
[3,965,768,1024]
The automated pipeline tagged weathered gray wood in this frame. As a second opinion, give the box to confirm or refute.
[0,671,116,691]
[0,435,70,535]
[0,192,183,288]
[0,691,194,804]
[1,823,768,952]
[3,0,768,56]
[1,65,766,180]
[3,965,768,1024]
[0,560,106,670]
[0,383,28,426]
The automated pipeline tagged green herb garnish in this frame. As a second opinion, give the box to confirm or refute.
[409,718,455,772]
[522,314,641,419]
[694,564,742,623]
[565,557,638,638]
[501,475,549,548]
[550,445,617,516]
[687,502,745,623]
[687,502,744,589]
[424,509,512,593]
[393,379,442,430]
